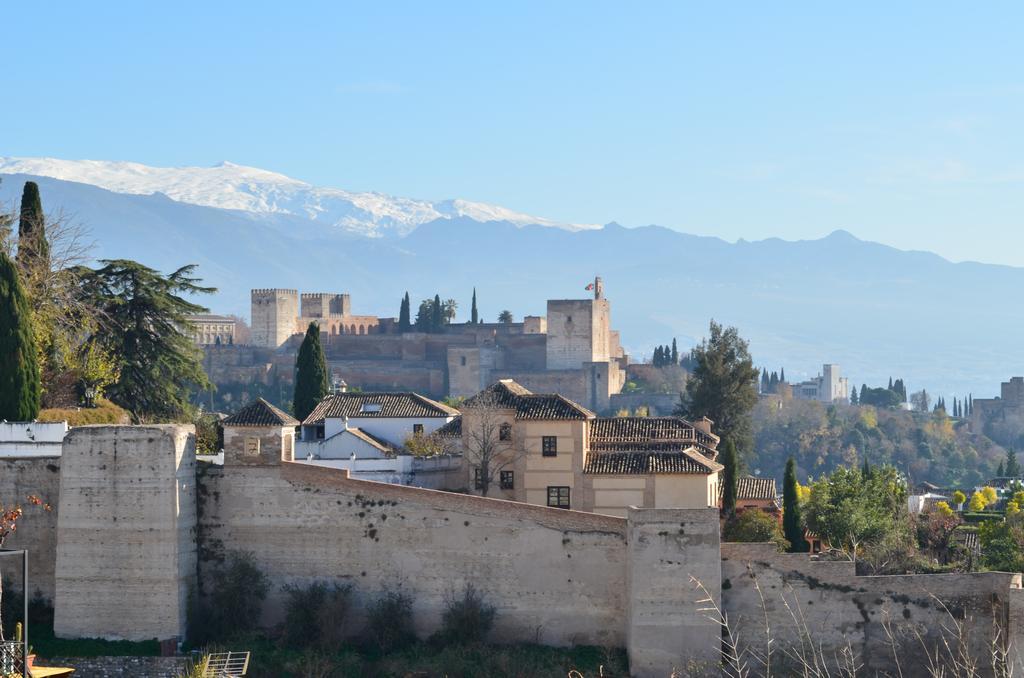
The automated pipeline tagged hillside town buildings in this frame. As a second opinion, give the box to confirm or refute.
[185,313,237,345]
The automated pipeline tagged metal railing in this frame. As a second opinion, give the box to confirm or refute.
[0,549,29,678]
[0,641,25,676]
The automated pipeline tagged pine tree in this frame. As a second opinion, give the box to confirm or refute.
[293,322,329,421]
[850,385,859,405]
[671,338,678,365]
[720,439,738,517]
[16,181,50,277]
[1006,449,1021,478]
[398,292,411,332]
[0,250,40,421]
[783,457,807,552]
[431,293,443,332]
[471,288,479,324]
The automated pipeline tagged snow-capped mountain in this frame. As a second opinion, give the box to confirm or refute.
[0,157,599,238]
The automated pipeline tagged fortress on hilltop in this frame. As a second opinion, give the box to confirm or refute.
[239,277,627,412]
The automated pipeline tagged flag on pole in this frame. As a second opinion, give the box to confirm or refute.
[585,282,595,291]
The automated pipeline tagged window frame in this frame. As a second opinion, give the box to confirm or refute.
[500,470,514,490]
[546,485,570,509]
[542,436,558,457]
[499,423,512,442]
[413,423,424,435]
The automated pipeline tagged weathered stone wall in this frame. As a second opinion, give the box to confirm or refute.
[627,507,722,677]
[608,392,680,416]
[199,462,632,647]
[0,457,61,602]
[721,543,1022,676]
[54,426,197,642]
[34,656,186,678]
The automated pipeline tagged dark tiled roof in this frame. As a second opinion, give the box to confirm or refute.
[584,447,723,475]
[590,417,719,456]
[735,476,778,501]
[303,392,459,425]
[463,380,594,421]
[223,398,299,427]
[435,417,462,437]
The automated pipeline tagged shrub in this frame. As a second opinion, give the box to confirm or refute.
[281,581,352,650]
[437,583,496,644]
[37,398,129,425]
[722,510,789,551]
[365,590,415,653]
[191,551,269,644]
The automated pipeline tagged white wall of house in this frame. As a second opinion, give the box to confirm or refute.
[296,455,462,489]
[0,421,69,457]
[323,416,454,445]
[297,429,390,460]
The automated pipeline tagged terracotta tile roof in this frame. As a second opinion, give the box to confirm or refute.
[435,417,462,437]
[303,392,459,425]
[584,447,723,475]
[223,398,299,427]
[734,475,778,501]
[590,417,718,456]
[464,380,595,420]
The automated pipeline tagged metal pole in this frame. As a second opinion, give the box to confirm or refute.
[22,549,28,678]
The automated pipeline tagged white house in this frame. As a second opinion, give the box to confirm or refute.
[0,421,69,457]
[297,391,459,460]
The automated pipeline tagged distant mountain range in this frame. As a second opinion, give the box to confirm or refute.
[1,157,1020,401]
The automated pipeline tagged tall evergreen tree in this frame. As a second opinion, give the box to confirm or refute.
[997,461,1005,477]
[888,376,894,391]
[293,322,330,421]
[720,439,739,516]
[850,385,859,405]
[769,371,779,392]
[431,293,443,332]
[783,457,808,552]
[761,368,769,393]
[653,346,663,367]
[471,288,479,324]
[0,250,40,421]
[780,367,786,383]
[671,338,679,365]
[674,320,759,456]
[16,181,49,276]
[76,260,213,421]
[1006,449,1021,478]
[398,292,411,332]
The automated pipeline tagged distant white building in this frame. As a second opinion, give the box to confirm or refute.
[791,364,849,404]
[0,421,69,457]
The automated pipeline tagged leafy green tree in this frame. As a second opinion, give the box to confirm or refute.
[1007,449,1021,477]
[722,509,789,550]
[398,292,411,332]
[979,517,1024,573]
[951,490,966,509]
[0,250,41,420]
[783,457,807,552]
[803,465,906,563]
[471,288,479,324]
[16,181,49,276]
[497,310,513,324]
[293,322,330,422]
[415,298,434,330]
[75,259,214,422]
[675,320,759,455]
[720,439,739,516]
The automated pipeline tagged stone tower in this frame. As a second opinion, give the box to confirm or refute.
[251,288,299,348]
[221,398,299,466]
[546,278,612,370]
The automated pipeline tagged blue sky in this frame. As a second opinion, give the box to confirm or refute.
[5,2,1023,265]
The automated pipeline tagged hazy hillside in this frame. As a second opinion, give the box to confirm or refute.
[1,172,1021,401]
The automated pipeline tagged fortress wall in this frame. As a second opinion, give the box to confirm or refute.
[53,426,197,642]
[0,457,61,602]
[721,543,1021,676]
[198,462,633,648]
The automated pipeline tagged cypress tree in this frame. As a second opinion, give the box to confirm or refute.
[1006,449,1021,478]
[654,346,663,367]
[850,385,859,405]
[471,288,479,324]
[720,439,738,517]
[293,322,329,421]
[671,338,679,365]
[16,181,49,276]
[0,250,41,420]
[783,457,807,552]
[780,367,786,383]
[398,292,411,332]
[761,368,769,393]
[431,293,443,332]
[997,461,1005,477]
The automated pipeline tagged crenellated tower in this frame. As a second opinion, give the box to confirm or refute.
[251,288,299,348]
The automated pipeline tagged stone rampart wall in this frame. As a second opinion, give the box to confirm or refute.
[721,542,1022,676]
[0,457,61,602]
[34,656,186,678]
